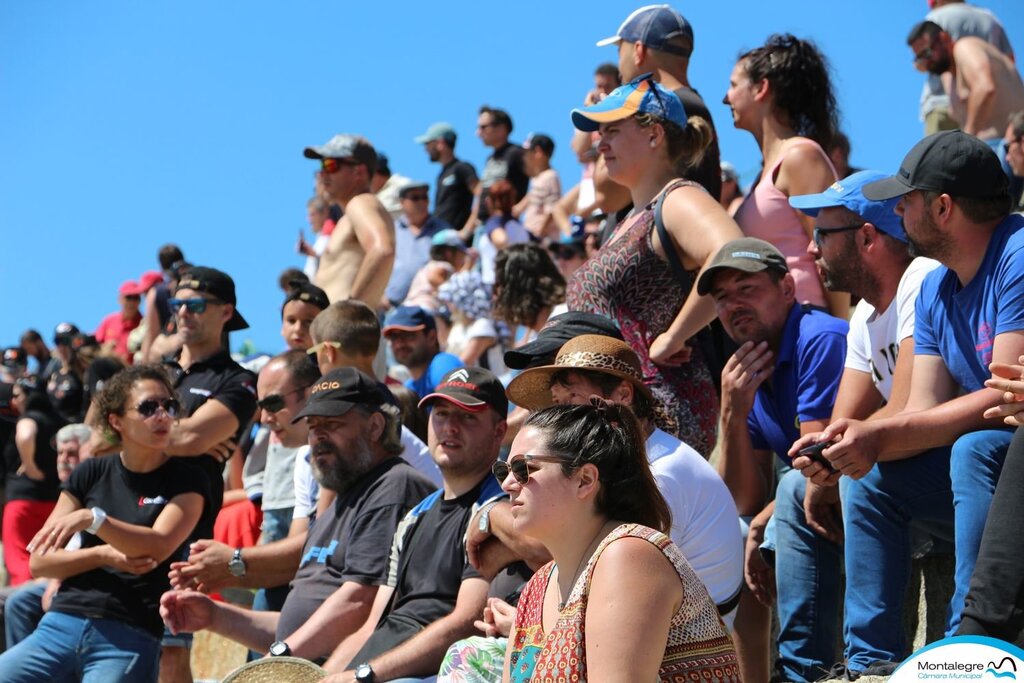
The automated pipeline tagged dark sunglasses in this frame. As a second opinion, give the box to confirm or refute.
[321,158,359,174]
[135,397,181,418]
[492,454,567,485]
[812,223,863,248]
[169,297,221,314]
[257,386,308,413]
[404,194,429,202]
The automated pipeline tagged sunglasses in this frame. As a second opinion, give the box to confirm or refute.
[812,223,863,248]
[257,386,308,413]
[320,158,360,174]
[492,454,568,485]
[404,194,429,202]
[169,297,221,314]
[306,340,342,356]
[135,397,181,418]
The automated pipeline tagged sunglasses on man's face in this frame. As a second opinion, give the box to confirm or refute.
[492,454,568,485]
[169,297,221,314]
[135,397,181,419]
[257,386,308,413]
[320,158,359,174]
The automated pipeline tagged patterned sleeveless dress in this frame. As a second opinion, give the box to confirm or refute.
[508,524,740,683]
[566,180,717,456]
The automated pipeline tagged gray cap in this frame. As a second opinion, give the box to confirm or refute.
[398,179,430,198]
[414,122,457,145]
[696,237,789,296]
[303,134,378,174]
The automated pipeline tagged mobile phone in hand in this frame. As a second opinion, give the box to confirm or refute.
[798,441,836,472]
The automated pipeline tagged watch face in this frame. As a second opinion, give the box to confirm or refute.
[270,641,288,656]
[355,663,374,681]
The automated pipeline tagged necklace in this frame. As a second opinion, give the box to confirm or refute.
[556,523,610,611]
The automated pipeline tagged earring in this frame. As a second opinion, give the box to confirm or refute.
[649,140,656,148]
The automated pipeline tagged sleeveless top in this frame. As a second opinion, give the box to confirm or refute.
[565,180,717,457]
[508,524,740,683]
[733,138,835,309]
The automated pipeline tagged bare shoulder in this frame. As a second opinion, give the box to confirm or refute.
[592,535,678,584]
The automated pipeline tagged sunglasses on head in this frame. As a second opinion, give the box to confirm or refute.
[492,453,568,485]
[169,297,221,314]
[257,386,308,413]
[321,158,360,174]
[135,397,181,418]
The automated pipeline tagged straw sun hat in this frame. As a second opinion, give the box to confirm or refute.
[220,656,326,683]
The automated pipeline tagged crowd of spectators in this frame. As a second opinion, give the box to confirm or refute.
[2,2,1024,682]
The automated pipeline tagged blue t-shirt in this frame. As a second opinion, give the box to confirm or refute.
[914,214,1024,392]
[748,304,849,461]
[407,352,464,398]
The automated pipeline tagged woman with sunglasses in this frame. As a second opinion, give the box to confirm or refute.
[0,364,207,683]
[496,402,739,683]
[565,74,744,458]
[724,33,846,317]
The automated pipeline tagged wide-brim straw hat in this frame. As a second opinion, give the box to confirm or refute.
[221,656,326,683]
[506,334,655,410]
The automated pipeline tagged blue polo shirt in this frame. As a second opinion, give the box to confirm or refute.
[386,215,453,306]
[914,214,1024,393]
[407,352,464,399]
[748,304,848,462]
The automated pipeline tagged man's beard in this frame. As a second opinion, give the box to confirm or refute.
[906,212,953,262]
[311,438,374,495]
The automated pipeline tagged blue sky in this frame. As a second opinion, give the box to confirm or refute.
[3,1,1022,356]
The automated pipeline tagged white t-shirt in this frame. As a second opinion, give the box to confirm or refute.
[844,257,941,401]
[292,425,439,520]
[646,428,743,624]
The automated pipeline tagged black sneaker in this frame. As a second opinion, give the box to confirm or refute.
[815,662,859,681]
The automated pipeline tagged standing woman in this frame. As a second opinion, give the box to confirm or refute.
[0,364,207,683]
[566,74,743,457]
[497,402,739,682]
[725,34,847,317]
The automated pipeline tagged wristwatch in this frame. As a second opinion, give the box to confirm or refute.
[354,663,376,682]
[477,501,499,534]
[228,548,247,577]
[86,507,107,535]
[268,640,291,657]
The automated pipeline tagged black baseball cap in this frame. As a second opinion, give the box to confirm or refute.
[291,367,394,423]
[504,311,623,370]
[863,130,1009,201]
[696,238,789,296]
[53,322,80,346]
[418,367,509,415]
[283,280,330,312]
[176,266,249,331]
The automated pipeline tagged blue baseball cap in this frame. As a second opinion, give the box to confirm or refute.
[382,305,435,335]
[789,170,907,243]
[430,229,467,252]
[596,5,694,58]
[571,74,686,132]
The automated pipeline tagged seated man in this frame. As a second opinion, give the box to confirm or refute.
[698,238,848,682]
[160,368,437,662]
[321,367,540,681]
[383,305,463,398]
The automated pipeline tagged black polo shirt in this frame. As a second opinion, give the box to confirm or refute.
[434,158,478,231]
[164,348,257,538]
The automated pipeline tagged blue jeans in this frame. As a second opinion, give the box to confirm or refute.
[948,429,1013,633]
[4,581,46,648]
[0,610,161,682]
[767,469,843,682]
[840,446,955,672]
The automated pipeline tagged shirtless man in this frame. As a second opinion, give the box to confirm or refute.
[304,135,396,308]
[908,20,1024,141]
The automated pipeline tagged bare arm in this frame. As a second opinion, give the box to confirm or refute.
[459,182,482,242]
[466,501,552,573]
[14,418,43,480]
[458,336,495,367]
[954,40,998,136]
[141,288,160,361]
[166,399,240,457]
[324,584,395,672]
[169,534,305,592]
[161,589,281,652]
[346,194,396,304]
[282,582,379,660]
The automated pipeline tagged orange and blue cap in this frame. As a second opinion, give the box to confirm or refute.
[571,74,686,133]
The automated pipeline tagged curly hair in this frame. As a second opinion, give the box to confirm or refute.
[492,243,566,327]
[739,33,838,148]
[90,364,175,444]
[523,401,671,533]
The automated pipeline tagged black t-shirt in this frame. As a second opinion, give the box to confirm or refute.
[164,349,257,538]
[672,86,722,202]
[276,457,437,640]
[479,144,529,221]
[47,367,84,424]
[4,409,62,502]
[435,159,478,231]
[351,474,506,665]
[50,455,209,637]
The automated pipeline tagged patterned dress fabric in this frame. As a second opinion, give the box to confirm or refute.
[437,636,508,682]
[566,181,718,457]
[507,524,740,683]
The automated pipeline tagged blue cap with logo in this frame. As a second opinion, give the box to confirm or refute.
[596,5,694,58]
[571,74,687,133]
[789,170,907,243]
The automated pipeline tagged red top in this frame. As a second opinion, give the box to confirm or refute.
[94,311,142,362]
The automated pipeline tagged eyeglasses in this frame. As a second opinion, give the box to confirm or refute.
[812,223,863,248]
[492,453,568,485]
[320,158,359,174]
[169,297,222,314]
[257,386,308,413]
[306,340,342,356]
[134,397,181,419]
[404,194,429,202]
